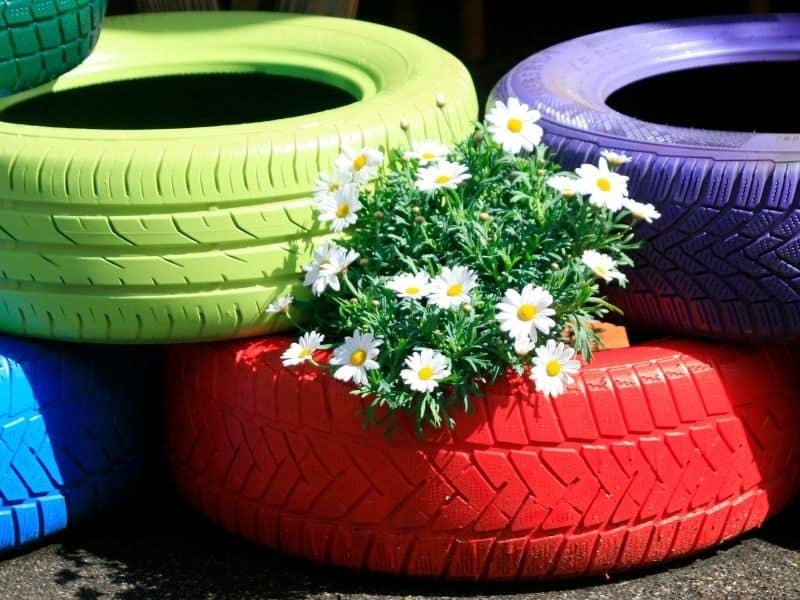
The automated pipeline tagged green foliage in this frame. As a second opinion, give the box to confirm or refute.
[295,123,646,433]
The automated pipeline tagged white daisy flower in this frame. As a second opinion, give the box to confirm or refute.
[386,272,430,300]
[335,146,383,184]
[546,175,580,197]
[312,168,350,207]
[317,183,362,232]
[404,140,450,166]
[530,339,581,398]
[574,157,629,211]
[281,331,325,367]
[581,249,626,283]
[303,243,360,296]
[400,348,451,393]
[495,284,557,342]
[415,160,471,195]
[622,199,661,223]
[600,149,632,167]
[427,266,478,309]
[513,337,535,357]
[330,330,382,385]
[485,97,543,155]
[265,294,293,314]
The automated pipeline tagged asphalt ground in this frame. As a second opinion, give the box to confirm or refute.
[0,478,797,600]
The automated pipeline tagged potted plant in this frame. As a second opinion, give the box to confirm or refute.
[166,98,800,580]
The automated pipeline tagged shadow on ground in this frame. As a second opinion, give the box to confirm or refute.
[11,470,792,600]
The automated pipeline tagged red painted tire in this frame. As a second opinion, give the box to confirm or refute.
[166,337,800,580]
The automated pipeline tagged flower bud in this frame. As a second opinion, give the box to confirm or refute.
[363,183,375,194]
[473,131,484,143]
[414,215,426,224]
[371,299,380,307]
[399,117,410,130]
[435,93,446,107]
[478,212,491,222]
[550,262,560,270]
[462,303,473,313]
[411,206,421,213]
[513,337,534,357]
[358,258,369,267]
[373,210,384,220]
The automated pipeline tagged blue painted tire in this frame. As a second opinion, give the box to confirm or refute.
[490,15,800,340]
[0,337,150,552]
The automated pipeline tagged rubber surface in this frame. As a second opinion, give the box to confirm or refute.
[166,336,800,580]
[0,0,106,95]
[0,12,478,343]
[0,337,151,552]
[490,14,800,340]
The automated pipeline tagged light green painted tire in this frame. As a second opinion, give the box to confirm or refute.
[0,12,478,343]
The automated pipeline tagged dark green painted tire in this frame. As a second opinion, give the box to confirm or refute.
[0,12,478,343]
[0,0,106,95]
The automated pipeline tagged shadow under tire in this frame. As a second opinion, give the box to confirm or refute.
[166,336,800,580]
[0,0,106,95]
[490,14,800,340]
[0,337,151,552]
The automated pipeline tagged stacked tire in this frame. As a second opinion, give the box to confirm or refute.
[0,11,478,343]
[0,0,106,95]
[490,14,800,341]
[0,340,154,551]
[166,337,800,579]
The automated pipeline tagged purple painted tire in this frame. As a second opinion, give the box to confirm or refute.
[491,14,800,340]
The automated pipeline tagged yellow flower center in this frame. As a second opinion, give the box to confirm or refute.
[350,349,367,366]
[328,182,340,192]
[545,359,561,377]
[507,117,523,133]
[405,286,420,295]
[299,348,313,358]
[320,259,331,267]
[422,152,435,160]
[516,304,537,322]
[335,203,350,218]
[353,154,367,170]
[595,266,607,277]
[596,177,612,192]
[418,366,434,380]
[446,283,463,297]
[435,174,452,185]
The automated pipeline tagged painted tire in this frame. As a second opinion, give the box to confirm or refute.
[0,12,478,343]
[166,336,800,580]
[490,14,800,340]
[0,0,105,95]
[0,337,151,552]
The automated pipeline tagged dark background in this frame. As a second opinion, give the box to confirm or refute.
[107,0,799,98]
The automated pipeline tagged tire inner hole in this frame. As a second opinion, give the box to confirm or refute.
[0,73,358,129]
[606,61,800,133]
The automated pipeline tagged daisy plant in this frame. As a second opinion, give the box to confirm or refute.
[280,96,658,432]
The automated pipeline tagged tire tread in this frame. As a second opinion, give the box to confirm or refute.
[166,338,800,579]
